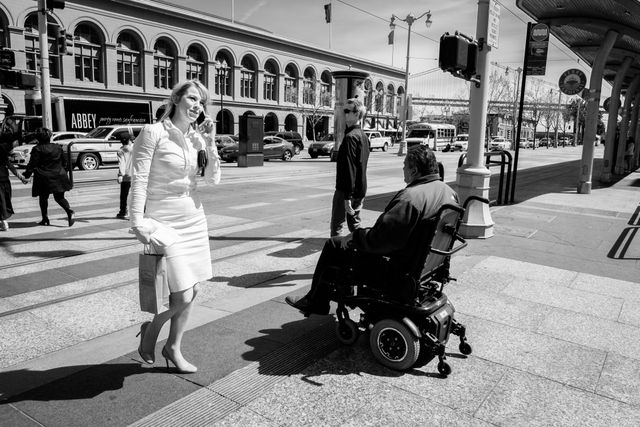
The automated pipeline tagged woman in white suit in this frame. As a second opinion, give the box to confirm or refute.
[131,80,220,373]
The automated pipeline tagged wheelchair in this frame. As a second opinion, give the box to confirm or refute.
[326,197,486,375]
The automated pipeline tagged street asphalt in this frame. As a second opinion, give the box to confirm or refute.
[0,144,639,426]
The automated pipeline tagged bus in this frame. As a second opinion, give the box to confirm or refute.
[405,123,456,151]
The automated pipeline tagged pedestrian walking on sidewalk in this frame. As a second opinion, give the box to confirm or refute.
[330,97,369,237]
[131,80,221,374]
[116,133,134,219]
[22,128,75,227]
[0,120,29,231]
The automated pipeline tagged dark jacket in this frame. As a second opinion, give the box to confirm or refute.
[23,143,72,197]
[351,174,459,271]
[335,124,369,199]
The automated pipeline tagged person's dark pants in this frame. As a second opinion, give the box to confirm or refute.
[39,192,72,220]
[330,190,363,237]
[119,180,131,215]
[306,238,399,306]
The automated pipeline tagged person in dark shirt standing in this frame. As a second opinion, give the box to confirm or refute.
[331,97,369,237]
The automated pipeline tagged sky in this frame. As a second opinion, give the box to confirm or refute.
[160,0,608,99]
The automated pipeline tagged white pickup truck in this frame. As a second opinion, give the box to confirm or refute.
[364,131,391,152]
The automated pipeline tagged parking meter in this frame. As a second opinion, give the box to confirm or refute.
[330,70,370,161]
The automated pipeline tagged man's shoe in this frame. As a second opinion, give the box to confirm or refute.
[116,213,127,220]
[285,295,329,316]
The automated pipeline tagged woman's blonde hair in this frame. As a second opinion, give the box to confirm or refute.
[160,80,210,122]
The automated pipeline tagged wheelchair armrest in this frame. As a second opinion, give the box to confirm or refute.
[429,232,467,256]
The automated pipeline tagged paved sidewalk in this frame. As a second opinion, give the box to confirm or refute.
[1,157,639,426]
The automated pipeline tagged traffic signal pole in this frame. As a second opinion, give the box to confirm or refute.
[37,0,53,129]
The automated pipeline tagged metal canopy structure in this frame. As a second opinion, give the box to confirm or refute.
[516,0,640,192]
[516,0,640,94]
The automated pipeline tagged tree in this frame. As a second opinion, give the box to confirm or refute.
[287,86,332,142]
[524,78,546,146]
[486,70,513,145]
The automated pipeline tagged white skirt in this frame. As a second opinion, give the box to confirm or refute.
[146,193,212,292]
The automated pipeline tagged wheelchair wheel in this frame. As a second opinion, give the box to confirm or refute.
[369,319,420,371]
[459,341,472,355]
[437,361,452,377]
[335,319,359,345]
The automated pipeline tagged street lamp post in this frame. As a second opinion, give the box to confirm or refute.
[390,10,432,156]
[214,60,225,133]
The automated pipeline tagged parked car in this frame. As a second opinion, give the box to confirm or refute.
[518,138,533,149]
[558,136,573,146]
[215,134,238,154]
[58,124,145,170]
[219,136,296,162]
[9,131,87,168]
[489,136,510,151]
[453,133,469,151]
[363,131,391,151]
[308,133,335,158]
[538,137,550,147]
[263,131,304,154]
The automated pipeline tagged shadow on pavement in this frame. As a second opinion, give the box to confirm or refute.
[0,363,154,403]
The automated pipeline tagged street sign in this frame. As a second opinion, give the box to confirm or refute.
[0,49,15,69]
[558,68,587,95]
[526,23,549,76]
[487,0,500,49]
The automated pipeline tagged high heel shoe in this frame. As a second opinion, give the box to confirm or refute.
[136,321,154,364]
[161,346,197,374]
[38,218,50,226]
[67,210,75,227]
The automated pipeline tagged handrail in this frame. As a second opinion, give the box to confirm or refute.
[458,150,513,205]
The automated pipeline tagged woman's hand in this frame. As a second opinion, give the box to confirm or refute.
[198,115,215,135]
[131,221,158,244]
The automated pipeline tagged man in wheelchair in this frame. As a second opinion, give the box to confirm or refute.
[286,144,459,316]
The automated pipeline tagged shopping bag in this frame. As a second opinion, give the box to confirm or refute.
[138,246,169,314]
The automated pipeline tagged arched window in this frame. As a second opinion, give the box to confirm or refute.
[303,67,316,105]
[375,82,384,113]
[24,14,60,79]
[153,38,175,89]
[263,60,278,101]
[386,84,395,114]
[320,71,332,107]
[186,44,205,84]
[74,24,103,82]
[116,31,141,87]
[214,52,232,97]
[284,64,298,104]
[364,79,373,112]
[240,56,256,99]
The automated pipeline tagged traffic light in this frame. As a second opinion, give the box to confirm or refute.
[64,32,74,55]
[46,0,65,10]
[53,26,66,55]
[439,32,478,81]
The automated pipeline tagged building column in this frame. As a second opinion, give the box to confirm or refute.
[206,60,217,98]
[615,75,640,174]
[233,65,242,99]
[143,49,155,92]
[601,56,631,182]
[577,30,618,193]
[176,55,187,86]
[277,72,285,108]
[456,0,493,239]
[256,69,264,103]
[104,42,118,89]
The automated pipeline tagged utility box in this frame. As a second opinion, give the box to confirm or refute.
[238,115,264,167]
[439,32,478,79]
[330,70,370,161]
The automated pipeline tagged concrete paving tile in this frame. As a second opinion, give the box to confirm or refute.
[0,404,39,427]
[597,352,640,407]
[571,272,640,301]
[475,368,640,426]
[501,278,624,321]
[538,309,640,361]
[447,286,554,331]
[343,387,494,427]
[0,298,18,313]
[211,407,278,426]
[619,299,640,327]
[461,314,606,391]
[29,289,148,341]
[473,256,578,285]
[453,265,518,294]
[2,270,137,312]
[0,312,79,369]
[0,269,80,298]
[245,357,392,426]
